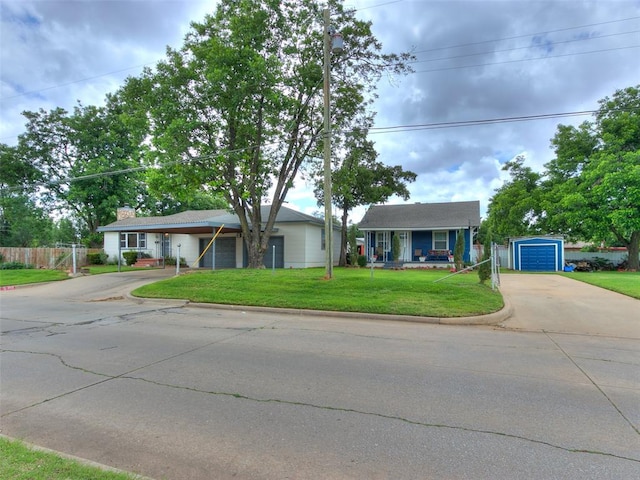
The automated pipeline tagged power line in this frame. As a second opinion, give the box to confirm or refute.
[3,108,608,193]
[366,111,597,135]
[412,45,640,74]
[0,63,155,101]
[412,15,640,54]
[411,30,640,65]
[2,15,636,103]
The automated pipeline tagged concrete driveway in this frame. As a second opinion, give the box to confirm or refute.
[499,273,640,337]
[1,270,639,479]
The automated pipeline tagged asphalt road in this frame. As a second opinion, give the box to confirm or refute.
[1,271,639,479]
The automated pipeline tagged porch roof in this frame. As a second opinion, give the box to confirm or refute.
[358,201,480,231]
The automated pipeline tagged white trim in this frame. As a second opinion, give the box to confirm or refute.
[432,230,448,251]
[517,243,560,271]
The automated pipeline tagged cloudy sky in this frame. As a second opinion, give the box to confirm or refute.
[1,0,639,222]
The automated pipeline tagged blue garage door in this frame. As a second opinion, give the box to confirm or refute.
[520,245,556,271]
[199,237,236,269]
[243,236,284,268]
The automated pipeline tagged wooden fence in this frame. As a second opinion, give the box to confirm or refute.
[0,247,102,269]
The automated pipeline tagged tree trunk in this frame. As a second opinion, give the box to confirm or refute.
[627,230,639,271]
[338,207,349,267]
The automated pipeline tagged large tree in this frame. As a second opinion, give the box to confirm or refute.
[121,0,412,268]
[16,97,146,246]
[0,143,53,247]
[541,85,640,270]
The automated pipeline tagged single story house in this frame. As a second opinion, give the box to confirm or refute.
[97,205,340,269]
[358,201,481,264]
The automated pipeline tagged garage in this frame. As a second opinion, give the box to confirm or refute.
[243,236,285,268]
[199,237,237,269]
[510,236,564,271]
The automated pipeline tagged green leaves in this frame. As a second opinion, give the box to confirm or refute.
[487,85,640,270]
[119,0,413,267]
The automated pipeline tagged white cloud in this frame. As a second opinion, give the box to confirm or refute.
[2,0,638,226]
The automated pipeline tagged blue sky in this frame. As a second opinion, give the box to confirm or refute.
[1,0,639,222]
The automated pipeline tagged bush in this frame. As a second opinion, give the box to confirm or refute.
[122,251,140,266]
[1,261,33,270]
[357,255,367,267]
[478,230,492,284]
[164,256,187,267]
[86,252,108,265]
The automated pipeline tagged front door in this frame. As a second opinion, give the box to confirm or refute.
[397,231,411,262]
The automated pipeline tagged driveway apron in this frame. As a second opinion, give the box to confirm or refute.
[499,273,640,338]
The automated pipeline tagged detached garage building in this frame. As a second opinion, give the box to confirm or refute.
[509,236,565,271]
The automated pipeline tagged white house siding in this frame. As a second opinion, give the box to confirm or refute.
[103,232,120,263]
[271,223,310,268]
[102,224,337,269]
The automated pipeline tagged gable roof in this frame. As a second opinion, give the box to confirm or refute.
[97,205,324,234]
[358,201,481,231]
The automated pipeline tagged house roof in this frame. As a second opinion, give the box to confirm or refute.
[358,201,481,231]
[97,205,325,234]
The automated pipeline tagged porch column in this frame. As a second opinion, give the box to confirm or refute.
[117,231,122,272]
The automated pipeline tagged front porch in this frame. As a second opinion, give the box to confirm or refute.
[369,259,455,269]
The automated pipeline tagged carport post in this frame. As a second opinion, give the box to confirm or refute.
[72,244,77,275]
[117,231,122,273]
[176,244,181,275]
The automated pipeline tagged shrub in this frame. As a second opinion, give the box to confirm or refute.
[122,251,140,266]
[478,230,492,284]
[357,255,367,267]
[164,256,187,267]
[392,234,401,262]
[454,229,465,271]
[1,261,33,270]
[87,252,108,265]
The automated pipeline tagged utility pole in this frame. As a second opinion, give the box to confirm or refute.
[323,7,343,279]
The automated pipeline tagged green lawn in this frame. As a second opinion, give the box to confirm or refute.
[562,271,640,299]
[0,437,139,480]
[0,269,68,287]
[87,265,142,274]
[132,267,503,318]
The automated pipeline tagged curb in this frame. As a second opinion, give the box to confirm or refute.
[0,434,155,480]
[128,293,513,326]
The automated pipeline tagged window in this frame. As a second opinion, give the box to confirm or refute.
[120,232,146,249]
[433,231,448,250]
[321,229,325,250]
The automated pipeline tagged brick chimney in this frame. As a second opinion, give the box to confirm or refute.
[116,204,136,220]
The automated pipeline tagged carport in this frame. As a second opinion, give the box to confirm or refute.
[509,236,564,271]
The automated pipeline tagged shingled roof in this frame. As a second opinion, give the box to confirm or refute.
[98,205,324,234]
[358,201,480,230]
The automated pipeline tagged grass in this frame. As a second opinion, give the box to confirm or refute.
[0,436,139,480]
[87,265,142,274]
[132,267,504,318]
[0,269,68,287]
[562,271,640,299]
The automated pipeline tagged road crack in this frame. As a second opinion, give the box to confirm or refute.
[120,374,640,465]
[544,331,640,436]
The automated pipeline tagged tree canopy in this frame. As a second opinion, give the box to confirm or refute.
[120,0,412,267]
[485,85,640,270]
